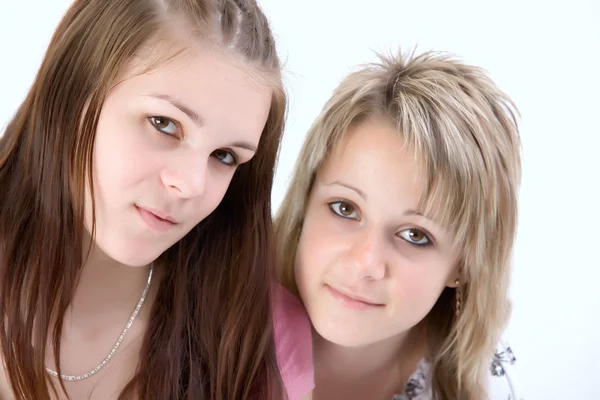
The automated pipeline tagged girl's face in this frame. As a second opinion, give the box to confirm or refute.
[295,115,460,347]
[86,43,272,267]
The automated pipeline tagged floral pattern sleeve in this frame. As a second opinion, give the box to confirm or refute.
[392,340,523,400]
[488,340,523,400]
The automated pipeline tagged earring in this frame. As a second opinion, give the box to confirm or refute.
[455,279,461,318]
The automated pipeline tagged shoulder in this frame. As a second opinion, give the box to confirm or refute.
[393,340,524,400]
[487,340,524,400]
[271,283,315,400]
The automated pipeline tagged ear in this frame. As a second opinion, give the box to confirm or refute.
[445,264,463,288]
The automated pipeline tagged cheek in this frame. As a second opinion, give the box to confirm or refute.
[294,234,314,306]
[188,170,236,224]
[294,236,311,285]
[93,115,157,194]
[389,259,452,319]
[294,216,337,296]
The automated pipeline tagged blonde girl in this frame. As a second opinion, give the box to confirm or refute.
[275,49,522,399]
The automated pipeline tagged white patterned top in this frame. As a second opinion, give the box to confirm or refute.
[392,341,522,400]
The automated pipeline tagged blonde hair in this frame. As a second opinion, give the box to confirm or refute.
[275,49,521,399]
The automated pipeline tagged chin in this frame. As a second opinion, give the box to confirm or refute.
[106,248,159,267]
[96,237,165,267]
[113,253,158,268]
[311,315,375,348]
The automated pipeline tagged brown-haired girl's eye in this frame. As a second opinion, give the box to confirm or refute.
[149,116,178,136]
[212,149,238,166]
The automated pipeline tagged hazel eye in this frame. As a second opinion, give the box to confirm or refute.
[149,116,178,136]
[398,228,431,246]
[329,201,359,220]
[212,149,237,166]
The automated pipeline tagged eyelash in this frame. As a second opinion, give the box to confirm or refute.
[397,228,433,247]
[212,149,238,166]
[328,200,360,220]
[149,116,179,136]
[148,116,239,167]
[327,200,434,247]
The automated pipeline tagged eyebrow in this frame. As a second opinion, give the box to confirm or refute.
[229,141,257,152]
[324,180,367,200]
[145,93,258,153]
[403,209,426,218]
[146,93,204,127]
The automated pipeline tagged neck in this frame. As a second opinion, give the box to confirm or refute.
[43,234,160,383]
[313,326,428,399]
[63,234,158,342]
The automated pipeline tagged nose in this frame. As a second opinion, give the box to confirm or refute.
[160,151,208,199]
[346,229,387,281]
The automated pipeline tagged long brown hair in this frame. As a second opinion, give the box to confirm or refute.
[0,0,286,398]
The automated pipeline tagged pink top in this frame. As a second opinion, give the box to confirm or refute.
[272,283,315,400]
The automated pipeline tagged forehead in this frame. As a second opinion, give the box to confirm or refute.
[317,116,425,206]
[112,40,273,139]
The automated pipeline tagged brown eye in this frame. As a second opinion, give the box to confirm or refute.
[398,228,431,246]
[339,203,354,216]
[212,149,237,166]
[149,116,178,136]
[329,201,359,220]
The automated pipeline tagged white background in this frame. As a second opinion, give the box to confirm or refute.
[1,1,599,399]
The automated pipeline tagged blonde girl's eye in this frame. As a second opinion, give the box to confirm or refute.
[328,201,360,220]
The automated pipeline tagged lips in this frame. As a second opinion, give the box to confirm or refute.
[325,284,384,310]
[140,206,177,223]
[135,205,178,232]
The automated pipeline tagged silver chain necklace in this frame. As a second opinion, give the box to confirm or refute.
[46,264,154,381]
